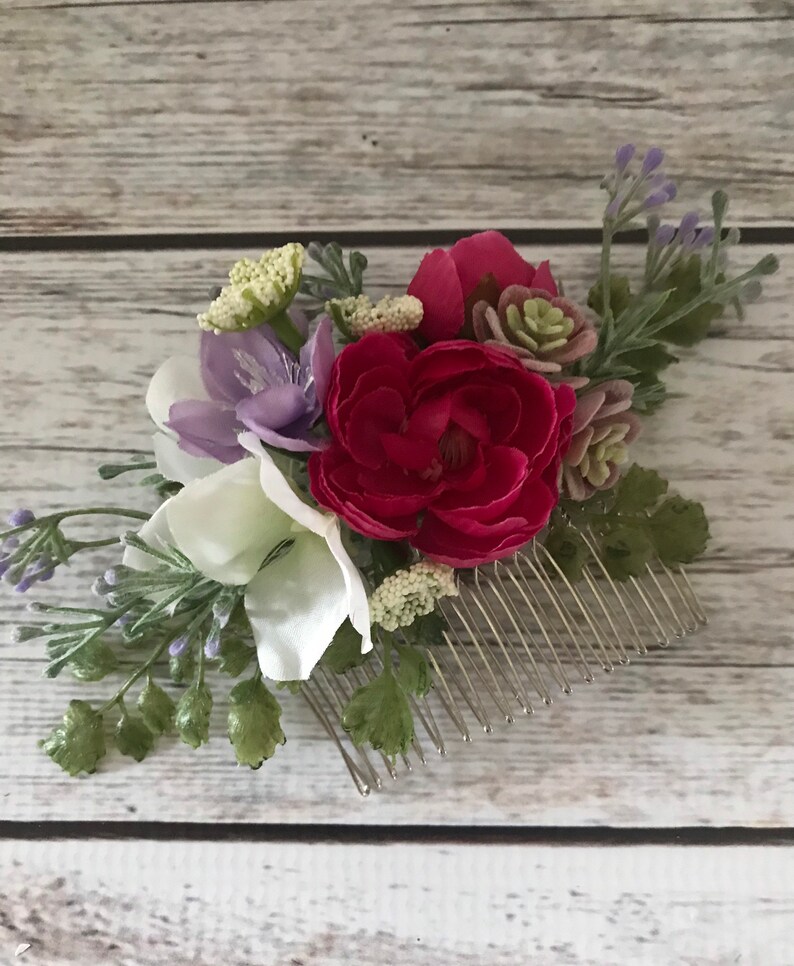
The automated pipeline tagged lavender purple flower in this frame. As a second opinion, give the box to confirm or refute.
[7,509,35,527]
[163,315,336,461]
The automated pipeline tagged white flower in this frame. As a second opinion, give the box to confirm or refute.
[145,355,222,486]
[123,441,372,681]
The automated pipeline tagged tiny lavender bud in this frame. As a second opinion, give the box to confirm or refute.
[104,567,120,587]
[654,224,676,246]
[642,191,669,210]
[614,143,636,172]
[662,181,677,201]
[14,577,33,594]
[169,635,191,658]
[7,509,35,527]
[678,211,699,236]
[204,628,222,659]
[692,227,715,249]
[641,146,664,175]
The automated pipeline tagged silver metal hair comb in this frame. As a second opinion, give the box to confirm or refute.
[302,532,707,796]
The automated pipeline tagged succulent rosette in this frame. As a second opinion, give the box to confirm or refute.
[562,380,642,501]
[5,144,776,780]
[472,285,597,387]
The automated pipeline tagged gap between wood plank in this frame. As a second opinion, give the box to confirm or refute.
[2,227,792,253]
[1,822,794,845]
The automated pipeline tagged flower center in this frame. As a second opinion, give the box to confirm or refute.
[438,424,476,471]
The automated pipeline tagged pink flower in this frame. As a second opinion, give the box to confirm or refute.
[562,380,642,501]
[407,230,558,343]
[471,285,597,388]
[308,333,575,568]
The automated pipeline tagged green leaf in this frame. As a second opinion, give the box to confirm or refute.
[627,371,668,414]
[401,610,446,649]
[175,682,213,749]
[227,676,285,768]
[137,680,176,735]
[274,680,302,694]
[618,343,678,374]
[216,636,255,677]
[613,465,669,513]
[588,275,632,319]
[342,667,414,759]
[647,496,710,566]
[114,711,155,762]
[169,647,195,685]
[67,637,119,682]
[370,539,411,583]
[600,527,654,581]
[651,256,724,346]
[544,520,590,582]
[321,619,369,674]
[40,700,106,776]
[395,644,431,697]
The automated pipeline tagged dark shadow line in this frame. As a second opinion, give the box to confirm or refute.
[1,822,794,845]
[0,227,792,253]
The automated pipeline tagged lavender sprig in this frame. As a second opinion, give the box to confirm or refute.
[0,505,150,594]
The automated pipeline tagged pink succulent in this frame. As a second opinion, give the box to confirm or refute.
[471,285,597,389]
[562,380,642,501]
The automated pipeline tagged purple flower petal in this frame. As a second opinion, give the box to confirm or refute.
[654,224,676,246]
[302,316,335,406]
[166,400,244,463]
[199,329,286,404]
[236,384,312,433]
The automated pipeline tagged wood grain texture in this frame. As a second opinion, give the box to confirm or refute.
[6,0,793,15]
[0,241,791,824]
[2,4,793,233]
[3,840,794,965]
[5,657,794,825]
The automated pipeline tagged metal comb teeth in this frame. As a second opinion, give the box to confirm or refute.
[302,535,707,796]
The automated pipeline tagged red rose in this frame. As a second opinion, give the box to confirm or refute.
[308,333,576,568]
[407,230,558,343]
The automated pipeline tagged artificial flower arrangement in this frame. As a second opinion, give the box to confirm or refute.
[2,145,778,778]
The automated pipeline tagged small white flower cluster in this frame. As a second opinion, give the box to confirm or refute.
[369,560,458,632]
[331,293,423,338]
[198,243,305,333]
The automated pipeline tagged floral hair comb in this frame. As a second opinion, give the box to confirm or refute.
[3,145,778,794]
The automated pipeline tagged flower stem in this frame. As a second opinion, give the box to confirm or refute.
[100,635,172,713]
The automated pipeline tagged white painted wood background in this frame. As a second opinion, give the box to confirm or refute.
[2,2,794,963]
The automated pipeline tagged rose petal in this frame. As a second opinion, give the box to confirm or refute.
[529,259,559,296]
[409,249,466,342]
[450,230,535,294]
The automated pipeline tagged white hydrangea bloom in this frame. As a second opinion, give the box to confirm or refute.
[198,243,305,332]
[369,560,458,632]
[330,293,423,338]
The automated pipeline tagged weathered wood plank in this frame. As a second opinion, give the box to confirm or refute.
[6,0,792,16]
[4,654,794,824]
[2,7,792,232]
[3,840,794,964]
